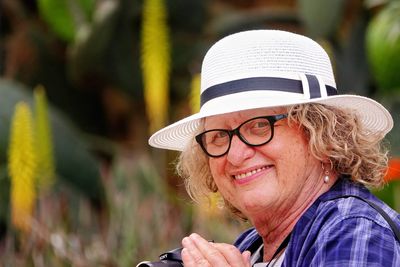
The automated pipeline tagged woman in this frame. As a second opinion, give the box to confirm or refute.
[149,30,400,266]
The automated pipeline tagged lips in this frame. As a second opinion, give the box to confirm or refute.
[233,166,269,180]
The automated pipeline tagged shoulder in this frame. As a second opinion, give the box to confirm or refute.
[292,197,400,265]
[316,180,400,231]
[285,179,400,266]
[307,179,400,243]
[293,178,400,237]
[314,194,399,244]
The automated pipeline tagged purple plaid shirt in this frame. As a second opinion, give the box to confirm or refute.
[234,178,400,266]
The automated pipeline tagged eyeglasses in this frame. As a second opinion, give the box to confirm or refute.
[195,114,288,158]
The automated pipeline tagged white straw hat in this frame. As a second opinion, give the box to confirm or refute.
[149,30,393,151]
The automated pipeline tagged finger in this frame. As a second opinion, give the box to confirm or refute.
[242,251,252,267]
[187,233,230,266]
[182,235,214,267]
[211,243,250,267]
[181,247,208,267]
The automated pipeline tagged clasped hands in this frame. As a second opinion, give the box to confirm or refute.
[181,233,251,267]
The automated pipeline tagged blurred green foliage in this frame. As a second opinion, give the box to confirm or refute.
[38,0,96,42]
[366,1,400,93]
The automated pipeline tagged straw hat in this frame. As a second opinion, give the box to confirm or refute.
[149,30,393,151]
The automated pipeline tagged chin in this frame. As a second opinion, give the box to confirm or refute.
[241,197,268,212]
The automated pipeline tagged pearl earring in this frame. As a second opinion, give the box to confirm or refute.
[322,163,330,184]
[323,172,330,183]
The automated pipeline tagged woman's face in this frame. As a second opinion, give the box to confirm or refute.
[205,107,322,219]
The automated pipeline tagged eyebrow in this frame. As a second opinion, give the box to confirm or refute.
[204,113,281,130]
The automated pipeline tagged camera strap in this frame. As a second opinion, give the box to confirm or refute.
[246,232,291,265]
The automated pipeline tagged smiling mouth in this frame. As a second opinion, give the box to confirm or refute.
[233,166,269,180]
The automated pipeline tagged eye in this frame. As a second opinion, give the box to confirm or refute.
[204,130,229,147]
[248,119,270,136]
[254,120,269,128]
[213,131,229,145]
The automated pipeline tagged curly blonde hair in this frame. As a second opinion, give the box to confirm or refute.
[176,103,390,218]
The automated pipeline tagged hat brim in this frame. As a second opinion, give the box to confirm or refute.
[148,94,393,151]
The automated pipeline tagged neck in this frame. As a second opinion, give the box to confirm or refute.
[252,174,338,261]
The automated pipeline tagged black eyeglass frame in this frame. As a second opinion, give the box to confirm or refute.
[195,113,288,158]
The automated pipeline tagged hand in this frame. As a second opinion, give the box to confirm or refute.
[181,233,251,267]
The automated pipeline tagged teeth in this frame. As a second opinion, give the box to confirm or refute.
[234,167,266,179]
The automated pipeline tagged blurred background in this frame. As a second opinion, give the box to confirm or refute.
[0,0,400,266]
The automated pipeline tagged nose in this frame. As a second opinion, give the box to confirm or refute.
[226,135,255,165]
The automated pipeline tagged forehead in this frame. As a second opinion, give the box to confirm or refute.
[204,107,287,128]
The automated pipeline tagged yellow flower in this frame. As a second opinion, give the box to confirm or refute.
[141,0,171,132]
[8,102,37,232]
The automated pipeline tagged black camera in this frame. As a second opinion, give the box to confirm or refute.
[136,247,183,267]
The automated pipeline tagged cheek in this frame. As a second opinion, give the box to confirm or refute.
[209,159,236,201]
[270,129,312,176]
[209,158,225,182]
[282,144,314,185]
[280,145,309,174]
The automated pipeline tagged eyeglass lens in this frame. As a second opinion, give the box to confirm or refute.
[199,116,276,157]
